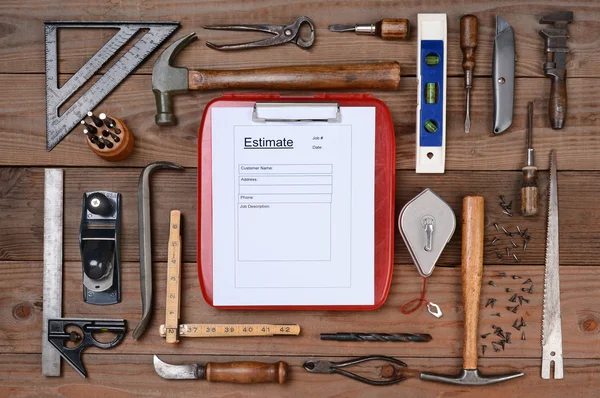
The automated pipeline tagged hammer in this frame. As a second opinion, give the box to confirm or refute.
[152,33,401,125]
[420,196,525,386]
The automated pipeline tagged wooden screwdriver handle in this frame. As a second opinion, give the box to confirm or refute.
[461,196,485,370]
[460,15,478,80]
[188,62,401,91]
[521,166,539,216]
[205,361,288,384]
[376,19,410,40]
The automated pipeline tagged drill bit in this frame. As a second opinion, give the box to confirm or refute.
[522,102,539,216]
[320,333,432,342]
[460,15,478,133]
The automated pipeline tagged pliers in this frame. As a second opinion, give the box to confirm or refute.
[303,356,407,386]
[203,16,315,51]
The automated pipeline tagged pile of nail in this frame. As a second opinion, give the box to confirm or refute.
[481,273,533,355]
[489,196,534,264]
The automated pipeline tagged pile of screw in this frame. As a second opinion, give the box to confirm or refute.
[489,196,534,264]
[481,273,533,356]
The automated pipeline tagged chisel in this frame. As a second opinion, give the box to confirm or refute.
[521,102,539,216]
[460,15,478,133]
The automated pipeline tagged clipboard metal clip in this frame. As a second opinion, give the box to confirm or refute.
[252,102,341,123]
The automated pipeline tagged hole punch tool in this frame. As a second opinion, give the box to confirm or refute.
[79,191,121,305]
[47,318,127,378]
[303,356,407,386]
[203,16,315,51]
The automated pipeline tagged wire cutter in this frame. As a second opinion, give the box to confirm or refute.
[303,356,407,386]
[203,16,315,51]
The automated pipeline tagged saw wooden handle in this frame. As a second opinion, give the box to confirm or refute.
[549,77,567,129]
[461,196,485,370]
[205,361,288,384]
[188,62,401,91]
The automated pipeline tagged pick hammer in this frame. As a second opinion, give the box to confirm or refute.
[420,196,524,386]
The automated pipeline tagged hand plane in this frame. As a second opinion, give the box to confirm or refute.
[493,16,515,135]
[79,191,121,305]
[540,11,573,130]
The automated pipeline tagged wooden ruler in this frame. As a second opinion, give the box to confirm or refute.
[159,324,300,338]
[164,210,182,343]
[161,210,301,340]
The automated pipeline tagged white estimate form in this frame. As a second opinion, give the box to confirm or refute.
[211,105,375,306]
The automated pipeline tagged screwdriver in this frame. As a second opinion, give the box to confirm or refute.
[328,19,410,40]
[460,15,478,133]
[521,102,539,216]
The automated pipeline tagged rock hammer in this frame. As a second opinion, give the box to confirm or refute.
[420,196,525,386]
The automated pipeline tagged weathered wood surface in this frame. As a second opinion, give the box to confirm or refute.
[1,354,599,397]
[1,353,599,397]
[1,0,599,78]
[2,75,600,170]
[3,261,600,359]
[4,167,600,266]
[2,0,600,396]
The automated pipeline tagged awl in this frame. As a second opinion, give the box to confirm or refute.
[328,19,410,40]
[154,355,288,384]
[460,15,478,133]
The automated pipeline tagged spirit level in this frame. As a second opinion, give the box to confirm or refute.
[416,14,447,173]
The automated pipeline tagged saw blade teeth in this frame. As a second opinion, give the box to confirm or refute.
[542,150,557,347]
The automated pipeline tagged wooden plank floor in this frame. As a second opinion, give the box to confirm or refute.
[1,1,600,396]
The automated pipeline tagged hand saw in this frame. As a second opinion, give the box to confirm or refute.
[542,150,563,379]
[45,21,179,151]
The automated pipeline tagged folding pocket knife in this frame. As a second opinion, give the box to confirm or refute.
[493,16,515,135]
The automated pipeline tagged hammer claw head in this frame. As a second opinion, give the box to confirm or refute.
[420,369,524,386]
[152,32,197,126]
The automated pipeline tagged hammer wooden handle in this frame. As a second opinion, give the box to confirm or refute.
[461,196,485,370]
[205,361,288,384]
[188,62,401,91]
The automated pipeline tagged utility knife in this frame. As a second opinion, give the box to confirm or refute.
[493,16,515,135]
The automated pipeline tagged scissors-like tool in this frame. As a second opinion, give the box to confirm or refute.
[203,16,315,51]
[303,356,407,386]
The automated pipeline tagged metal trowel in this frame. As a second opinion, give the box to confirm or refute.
[398,189,456,277]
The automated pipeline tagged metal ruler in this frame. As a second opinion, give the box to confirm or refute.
[159,324,301,338]
[542,150,563,379]
[164,210,182,343]
[160,210,301,340]
[45,21,179,151]
[42,169,64,376]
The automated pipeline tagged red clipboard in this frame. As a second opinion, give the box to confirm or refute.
[197,93,395,310]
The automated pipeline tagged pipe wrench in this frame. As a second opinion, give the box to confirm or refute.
[492,16,515,135]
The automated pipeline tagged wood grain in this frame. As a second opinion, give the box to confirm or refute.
[1,354,599,397]
[2,261,600,359]
[2,1,600,396]
[5,168,600,266]
[188,62,401,90]
[2,75,600,169]
[461,196,485,370]
[0,1,598,78]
